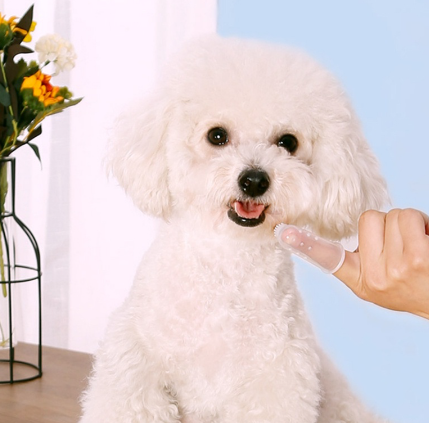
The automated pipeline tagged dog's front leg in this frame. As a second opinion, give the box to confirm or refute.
[79,310,181,423]
[219,341,322,423]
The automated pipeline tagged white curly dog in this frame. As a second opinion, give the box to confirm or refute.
[80,36,390,423]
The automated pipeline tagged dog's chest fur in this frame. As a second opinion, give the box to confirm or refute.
[128,223,320,409]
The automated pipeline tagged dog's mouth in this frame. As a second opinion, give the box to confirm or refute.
[227,200,268,227]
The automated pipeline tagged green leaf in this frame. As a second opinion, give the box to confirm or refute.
[0,161,8,213]
[4,114,14,136]
[0,85,10,107]
[17,106,37,129]
[10,87,19,120]
[26,111,46,134]
[28,142,41,162]
[0,23,14,50]
[7,44,33,60]
[15,60,37,82]
[5,126,42,159]
[12,5,34,45]
[0,127,6,144]
[26,124,42,143]
[5,44,34,82]
[47,97,84,114]
[26,97,83,133]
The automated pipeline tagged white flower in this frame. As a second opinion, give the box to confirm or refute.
[35,34,77,74]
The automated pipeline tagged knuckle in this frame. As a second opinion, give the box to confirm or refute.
[397,208,420,224]
[359,209,383,226]
[385,208,401,222]
[407,251,428,273]
[386,252,427,282]
[360,210,377,221]
[385,262,406,284]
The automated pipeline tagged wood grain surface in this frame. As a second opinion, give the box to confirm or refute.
[0,343,93,423]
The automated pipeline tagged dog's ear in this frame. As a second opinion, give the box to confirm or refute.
[107,93,172,218]
[311,114,389,240]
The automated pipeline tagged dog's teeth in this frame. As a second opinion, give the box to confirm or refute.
[234,202,245,218]
[234,202,240,214]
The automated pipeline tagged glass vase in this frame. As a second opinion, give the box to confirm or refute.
[0,157,42,383]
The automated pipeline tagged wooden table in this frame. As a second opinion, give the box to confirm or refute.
[0,343,93,423]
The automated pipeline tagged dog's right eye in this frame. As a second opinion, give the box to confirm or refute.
[277,134,298,154]
[207,127,229,146]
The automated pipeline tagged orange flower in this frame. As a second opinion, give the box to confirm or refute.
[20,71,64,107]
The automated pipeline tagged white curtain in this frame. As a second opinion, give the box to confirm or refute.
[2,0,217,353]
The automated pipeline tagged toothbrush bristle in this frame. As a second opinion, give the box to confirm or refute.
[274,223,284,238]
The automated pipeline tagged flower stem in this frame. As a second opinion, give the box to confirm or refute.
[0,55,18,154]
[0,319,7,347]
[0,163,7,297]
[0,239,6,297]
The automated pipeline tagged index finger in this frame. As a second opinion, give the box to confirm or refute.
[274,224,345,273]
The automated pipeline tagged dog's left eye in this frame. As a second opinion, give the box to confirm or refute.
[207,127,229,146]
[277,134,298,154]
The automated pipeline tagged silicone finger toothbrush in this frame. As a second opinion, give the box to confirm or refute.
[274,224,345,274]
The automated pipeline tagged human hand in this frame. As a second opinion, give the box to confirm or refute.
[275,209,429,319]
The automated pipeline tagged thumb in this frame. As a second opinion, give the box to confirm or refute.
[332,249,362,292]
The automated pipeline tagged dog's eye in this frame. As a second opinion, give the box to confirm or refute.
[207,127,229,146]
[277,134,298,154]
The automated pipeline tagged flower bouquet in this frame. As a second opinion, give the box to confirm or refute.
[0,5,81,348]
[0,4,81,159]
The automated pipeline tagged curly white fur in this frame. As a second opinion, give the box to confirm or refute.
[80,36,390,423]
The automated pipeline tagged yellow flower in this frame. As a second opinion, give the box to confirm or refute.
[0,13,36,42]
[0,13,16,26]
[21,71,64,107]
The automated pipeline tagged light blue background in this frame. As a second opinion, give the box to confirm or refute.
[217,1,429,423]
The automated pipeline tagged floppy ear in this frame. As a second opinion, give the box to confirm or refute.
[311,113,389,240]
[107,93,172,218]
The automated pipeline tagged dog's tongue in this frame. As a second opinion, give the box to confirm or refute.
[233,201,265,219]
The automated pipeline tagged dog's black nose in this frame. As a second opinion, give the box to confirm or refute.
[238,169,270,197]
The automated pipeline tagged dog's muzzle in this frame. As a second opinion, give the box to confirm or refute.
[228,169,270,227]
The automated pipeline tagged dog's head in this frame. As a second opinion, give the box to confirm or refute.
[109,36,388,241]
